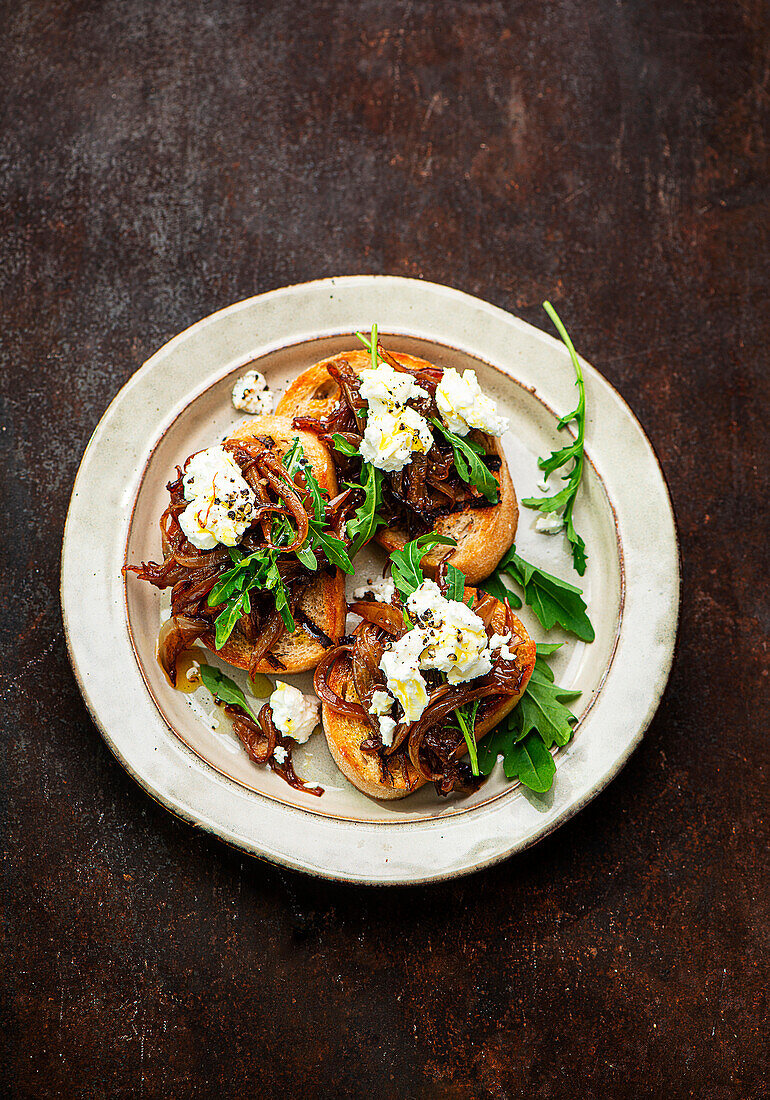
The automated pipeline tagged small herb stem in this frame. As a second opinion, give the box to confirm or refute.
[543,300,585,395]
[456,705,480,777]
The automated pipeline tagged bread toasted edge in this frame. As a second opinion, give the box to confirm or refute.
[322,591,536,800]
[200,415,346,675]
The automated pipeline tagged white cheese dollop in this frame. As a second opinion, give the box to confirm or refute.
[353,577,396,604]
[231,370,275,415]
[359,404,434,474]
[268,681,320,744]
[369,689,396,747]
[179,446,256,550]
[379,580,494,724]
[357,362,434,473]
[380,630,430,722]
[369,689,395,716]
[359,362,428,407]
[377,716,397,748]
[435,368,509,437]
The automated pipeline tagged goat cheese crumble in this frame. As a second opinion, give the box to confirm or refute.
[435,368,509,437]
[369,689,396,747]
[489,631,516,662]
[358,362,434,473]
[272,744,289,765]
[359,362,427,406]
[377,716,397,748]
[535,512,565,535]
[179,446,256,550]
[231,370,275,415]
[379,580,494,723]
[268,681,319,744]
[353,577,396,603]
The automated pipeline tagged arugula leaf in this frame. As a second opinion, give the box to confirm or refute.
[272,440,355,575]
[486,547,594,642]
[330,433,359,457]
[210,547,296,647]
[208,562,252,608]
[446,564,466,603]
[512,667,581,748]
[290,450,355,574]
[522,301,588,575]
[213,589,249,649]
[535,641,564,657]
[503,548,594,642]
[282,437,304,476]
[298,459,325,522]
[390,533,456,601]
[199,665,261,723]
[309,520,353,573]
[431,419,499,503]
[456,700,481,776]
[271,441,319,562]
[209,549,272,648]
[477,644,580,792]
[478,569,523,609]
[503,735,556,792]
[295,543,318,571]
[346,463,386,555]
[265,557,295,632]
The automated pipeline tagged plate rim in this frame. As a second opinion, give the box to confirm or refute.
[61,275,680,884]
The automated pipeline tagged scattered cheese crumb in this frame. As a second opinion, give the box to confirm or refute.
[535,512,565,535]
[232,370,274,414]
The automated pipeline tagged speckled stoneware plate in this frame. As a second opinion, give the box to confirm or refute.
[61,276,679,884]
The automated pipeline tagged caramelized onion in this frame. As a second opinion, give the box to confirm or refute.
[246,610,287,679]
[348,600,405,637]
[351,625,388,731]
[472,593,498,629]
[170,560,228,613]
[223,703,323,796]
[157,615,209,686]
[376,343,443,388]
[313,647,368,718]
[255,452,309,552]
[225,703,274,764]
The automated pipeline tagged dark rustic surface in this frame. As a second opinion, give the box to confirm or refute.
[2,1,768,1097]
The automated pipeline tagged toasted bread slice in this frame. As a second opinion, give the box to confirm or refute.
[201,415,346,674]
[322,590,536,800]
[276,350,518,584]
[374,438,516,583]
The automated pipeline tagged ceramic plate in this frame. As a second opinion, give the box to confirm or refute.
[61,276,679,884]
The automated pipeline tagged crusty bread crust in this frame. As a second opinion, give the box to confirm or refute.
[322,590,536,800]
[276,351,518,584]
[201,415,346,674]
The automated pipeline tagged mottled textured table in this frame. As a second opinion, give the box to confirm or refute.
[2,2,768,1097]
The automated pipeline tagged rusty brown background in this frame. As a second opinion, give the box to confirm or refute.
[2,1,768,1097]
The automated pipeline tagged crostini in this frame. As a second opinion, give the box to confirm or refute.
[125,415,349,683]
[276,344,518,584]
[314,557,536,800]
